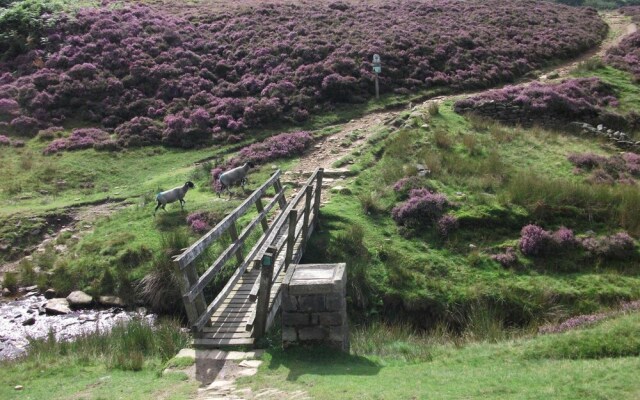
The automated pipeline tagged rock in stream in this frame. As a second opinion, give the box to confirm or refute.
[0,294,154,361]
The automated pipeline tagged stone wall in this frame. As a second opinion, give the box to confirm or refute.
[454,100,629,132]
[567,122,640,151]
[281,263,349,352]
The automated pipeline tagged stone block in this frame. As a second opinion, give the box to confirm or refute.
[45,298,71,315]
[312,312,343,326]
[298,295,325,312]
[284,263,346,295]
[283,312,310,326]
[299,327,327,341]
[325,293,345,311]
[282,327,298,342]
[281,294,298,311]
[329,325,347,342]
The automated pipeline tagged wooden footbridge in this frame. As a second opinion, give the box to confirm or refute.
[173,168,324,348]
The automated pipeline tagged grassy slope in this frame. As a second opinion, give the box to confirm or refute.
[0,318,195,400]
[303,98,640,326]
[242,312,640,400]
[0,364,195,400]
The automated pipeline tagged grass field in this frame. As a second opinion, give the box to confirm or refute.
[240,311,640,400]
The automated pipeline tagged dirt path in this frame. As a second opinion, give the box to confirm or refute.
[0,201,129,283]
[289,12,636,190]
[540,12,637,81]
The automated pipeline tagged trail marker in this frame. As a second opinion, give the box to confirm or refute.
[372,54,381,99]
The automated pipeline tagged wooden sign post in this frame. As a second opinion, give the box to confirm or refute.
[372,54,381,100]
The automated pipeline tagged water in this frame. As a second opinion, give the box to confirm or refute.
[0,293,154,361]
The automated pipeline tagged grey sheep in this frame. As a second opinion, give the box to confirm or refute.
[217,162,254,198]
[154,181,195,215]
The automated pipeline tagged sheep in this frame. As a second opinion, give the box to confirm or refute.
[217,162,254,198]
[154,181,195,215]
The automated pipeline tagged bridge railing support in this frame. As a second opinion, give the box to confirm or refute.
[173,170,285,331]
[253,246,276,338]
[250,168,324,337]
[174,167,324,338]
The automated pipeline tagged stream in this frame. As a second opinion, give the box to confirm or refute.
[0,292,154,361]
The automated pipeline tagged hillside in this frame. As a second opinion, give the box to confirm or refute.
[0,0,639,398]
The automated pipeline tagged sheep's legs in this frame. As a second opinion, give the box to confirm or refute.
[153,201,162,216]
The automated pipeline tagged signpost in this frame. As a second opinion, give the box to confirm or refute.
[372,54,381,100]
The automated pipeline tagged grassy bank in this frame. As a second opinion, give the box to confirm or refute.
[0,318,195,400]
[302,95,640,328]
[241,310,640,399]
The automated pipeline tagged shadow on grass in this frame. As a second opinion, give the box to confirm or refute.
[154,210,189,230]
[266,346,381,382]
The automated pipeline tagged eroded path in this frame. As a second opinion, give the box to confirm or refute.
[289,11,636,189]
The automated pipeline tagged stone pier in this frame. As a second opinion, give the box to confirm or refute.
[281,263,349,352]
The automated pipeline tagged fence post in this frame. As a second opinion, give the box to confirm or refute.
[253,247,275,338]
[228,223,244,266]
[313,168,324,227]
[285,209,298,270]
[302,185,313,247]
[273,179,288,209]
[255,198,270,232]
[174,261,207,331]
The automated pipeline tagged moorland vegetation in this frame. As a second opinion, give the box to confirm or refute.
[0,1,639,398]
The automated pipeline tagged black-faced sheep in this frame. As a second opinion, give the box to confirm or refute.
[154,181,195,215]
[217,162,254,198]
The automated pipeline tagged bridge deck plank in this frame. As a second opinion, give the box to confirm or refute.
[192,173,321,349]
[197,214,306,348]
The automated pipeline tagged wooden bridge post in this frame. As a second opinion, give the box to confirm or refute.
[314,168,324,227]
[273,179,287,209]
[302,185,313,247]
[285,209,298,270]
[174,261,207,329]
[255,198,270,232]
[254,246,276,338]
[228,223,244,266]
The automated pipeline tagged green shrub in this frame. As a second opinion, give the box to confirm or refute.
[115,262,134,305]
[358,190,386,215]
[34,243,57,270]
[427,102,440,116]
[100,268,116,294]
[468,113,492,131]
[3,271,18,293]
[25,317,188,369]
[575,57,605,73]
[505,171,640,233]
[18,258,37,285]
[351,322,433,362]
[462,134,481,156]
[433,129,452,149]
[116,245,153,268]
[328,224,377,312]
[50,262,74,295]
[138,231,188,315]
[0,0,65,57]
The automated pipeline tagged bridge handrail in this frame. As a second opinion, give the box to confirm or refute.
[174,170,282,270]
[183,188,286,304]
[173,167,323,335]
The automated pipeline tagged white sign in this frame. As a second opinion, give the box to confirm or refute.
[372,54,381,74]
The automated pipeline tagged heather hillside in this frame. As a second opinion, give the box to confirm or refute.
[1,2,640,398]
[605,7,640,80]
[0,0,607,149]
